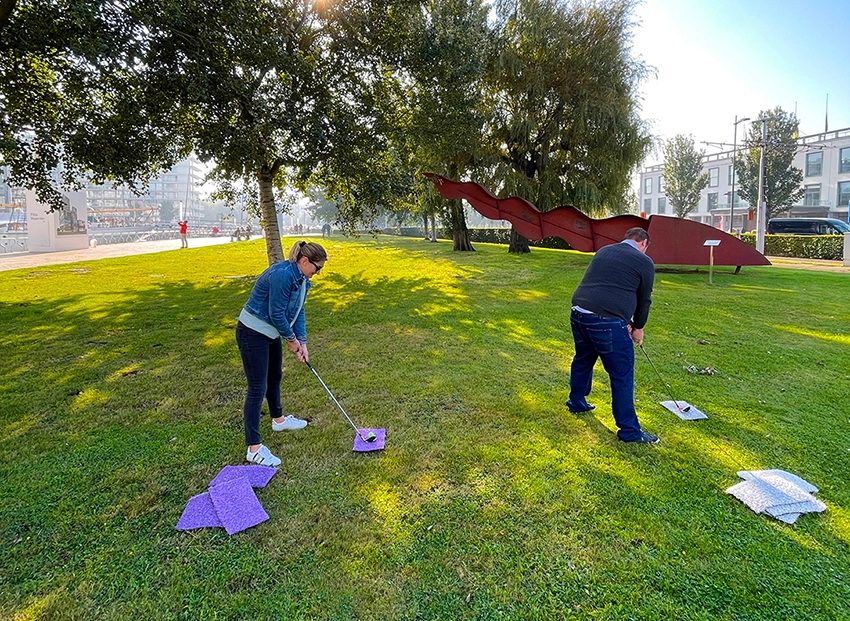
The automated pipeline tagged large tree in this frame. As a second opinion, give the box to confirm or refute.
[390,0,492,251]
[485,0,651,253]
[1,0,188,211]
[3,0,410,264]
[136,0,411,264]
[662,134,709,218]
[735,107,804,220]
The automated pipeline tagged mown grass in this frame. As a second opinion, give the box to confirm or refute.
[1,236,849,620]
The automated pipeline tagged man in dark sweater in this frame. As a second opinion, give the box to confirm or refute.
[567,227,659,443]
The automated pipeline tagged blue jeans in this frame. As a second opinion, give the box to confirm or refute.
[569,310,642,441]
[236,322,283,446]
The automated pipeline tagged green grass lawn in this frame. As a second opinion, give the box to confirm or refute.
[2,236,849,620]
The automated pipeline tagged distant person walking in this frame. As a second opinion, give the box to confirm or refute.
[567,227,659,444]
[235,241,328,466]
[178,220,188,248]
[321,223,331,239]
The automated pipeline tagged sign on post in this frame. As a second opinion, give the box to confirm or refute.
[704,240,721,284]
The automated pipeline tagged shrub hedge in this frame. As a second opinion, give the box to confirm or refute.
[388,227,846,260]
[386,227,574,250]
[739,233,845,260]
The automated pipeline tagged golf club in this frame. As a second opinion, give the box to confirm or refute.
[638,344,691,412]
[305,361,377,442]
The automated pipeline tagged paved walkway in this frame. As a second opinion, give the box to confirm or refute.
[0,236,234,272]
[1,236,848,273]
[766,256,850,273]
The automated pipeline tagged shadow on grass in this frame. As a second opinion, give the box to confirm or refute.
[1,240,849,619]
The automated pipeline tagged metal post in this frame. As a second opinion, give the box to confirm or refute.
[756,119,769,254]
[709,246,714,284]
[730,115,750,233]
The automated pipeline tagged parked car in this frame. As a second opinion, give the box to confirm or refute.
[767,218,850,235]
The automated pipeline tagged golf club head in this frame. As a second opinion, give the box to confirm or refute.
[353,428,386,452]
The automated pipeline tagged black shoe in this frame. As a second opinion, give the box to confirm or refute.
[566,400,596,414]
[620,431,660,444]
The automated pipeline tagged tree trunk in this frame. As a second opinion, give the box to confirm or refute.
[423,212,429,240]
[508,227,530,253]
[258,166,285,265]
[430,213,437,242]
[450,198,474,251]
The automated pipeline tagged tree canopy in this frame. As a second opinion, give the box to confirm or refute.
[735,107,804,220]
[1,0,189,211]
[3,0,652,260]
[662,134,709,218]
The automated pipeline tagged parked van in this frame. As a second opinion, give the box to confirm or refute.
[767,218,850,235]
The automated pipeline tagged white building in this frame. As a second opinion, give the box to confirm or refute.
[640,127,850,232]
[86,157,208,227]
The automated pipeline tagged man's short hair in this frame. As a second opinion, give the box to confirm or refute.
[624,227,649,243]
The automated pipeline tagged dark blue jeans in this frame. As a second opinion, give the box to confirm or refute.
[569,310,642,441]
[236,322,283,446]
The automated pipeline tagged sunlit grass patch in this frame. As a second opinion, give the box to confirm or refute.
[1,236,849,620]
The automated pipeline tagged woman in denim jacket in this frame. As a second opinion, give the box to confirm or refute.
[236,241,327,466]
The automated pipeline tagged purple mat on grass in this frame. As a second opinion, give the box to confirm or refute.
[209,465,277,489]
[208,476,269,535]
[176,492,222,530]
[353,428,386,452]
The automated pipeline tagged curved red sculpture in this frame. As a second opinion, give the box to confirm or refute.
[425,173,770,267]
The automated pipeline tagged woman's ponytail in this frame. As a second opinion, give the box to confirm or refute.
[288,240,327,264]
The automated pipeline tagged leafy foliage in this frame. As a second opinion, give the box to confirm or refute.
[736,108,805,220]
[740,232,845,260]
[486,0,650,213]
[662,134,709,218]
[0,0,189,210]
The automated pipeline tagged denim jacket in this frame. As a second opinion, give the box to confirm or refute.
[241,260,310,342]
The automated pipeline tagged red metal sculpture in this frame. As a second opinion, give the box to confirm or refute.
[425,173,770,268]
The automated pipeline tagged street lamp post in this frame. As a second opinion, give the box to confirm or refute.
[755,115,780,254]
[730,115,750,233]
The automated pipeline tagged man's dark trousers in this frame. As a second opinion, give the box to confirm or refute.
[568,309,642,441]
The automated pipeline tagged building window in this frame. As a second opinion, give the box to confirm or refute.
[728,165,734,185]
[838,181,850,208]
[658,176,665,194]
[707,193,718,210]
[643,198,652,213]
[804,185,821,206]
[658,197,666,214]
[806,151,823,177]
[644,177,652,194]
[840,148,850,174]
[709,168,719,187]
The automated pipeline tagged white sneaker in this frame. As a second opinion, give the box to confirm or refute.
[245,445,281,466]
[272,415,308,431]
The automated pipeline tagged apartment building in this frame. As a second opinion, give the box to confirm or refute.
[639,127,850,232]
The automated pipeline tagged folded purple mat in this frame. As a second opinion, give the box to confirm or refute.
[208,476,269,535]
[176,492,222,530]
[353,428,386,452]
[208,465,277,489]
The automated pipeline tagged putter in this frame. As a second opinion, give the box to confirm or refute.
[305,361,377,442]
[638,344,691,412]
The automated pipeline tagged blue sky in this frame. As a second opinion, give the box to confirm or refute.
[631,0,850,166]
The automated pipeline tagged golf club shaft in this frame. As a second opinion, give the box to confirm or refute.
[305,361,368,440]
[639,344,682,407]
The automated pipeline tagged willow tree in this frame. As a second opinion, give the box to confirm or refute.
[486,0,651,253]
[390,0,492,251]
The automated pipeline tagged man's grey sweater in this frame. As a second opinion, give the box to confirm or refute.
[571,241,655,329]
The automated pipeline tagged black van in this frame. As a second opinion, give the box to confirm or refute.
[767,218,850,235]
